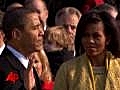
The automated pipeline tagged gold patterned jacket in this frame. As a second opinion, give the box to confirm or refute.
[54,52,120,90]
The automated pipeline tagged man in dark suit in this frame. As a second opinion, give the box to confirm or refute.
[0,7,44,90]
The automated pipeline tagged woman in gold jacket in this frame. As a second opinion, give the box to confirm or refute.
[54,10,120,90]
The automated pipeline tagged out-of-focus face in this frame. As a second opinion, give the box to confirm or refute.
[44,40,59,52]
[20,12,44,54]
[81,22,109,57]
[33,52,42,76]
[59,14,79,39]
[29,52,42,77]
[33,0,48,24]
[108,10,118,18]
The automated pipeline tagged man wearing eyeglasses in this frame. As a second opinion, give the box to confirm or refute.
[55,7,82,56]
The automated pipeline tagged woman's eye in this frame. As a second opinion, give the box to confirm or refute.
[83,33,89,38]
[93,33,101,39]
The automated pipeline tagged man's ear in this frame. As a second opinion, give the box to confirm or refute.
[45,10,48,18]
[0,31,5,39]
[12,28,22,40]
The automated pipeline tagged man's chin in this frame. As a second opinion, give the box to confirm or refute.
[35,47,43,51]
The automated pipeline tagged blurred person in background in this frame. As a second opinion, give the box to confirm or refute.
[92,3,118,18]
[27,50,54,90]
[44,26,75,79]
[105,0,120,13]
[47,0,104,26]
[24,0,49,31]
[55,7,82,56]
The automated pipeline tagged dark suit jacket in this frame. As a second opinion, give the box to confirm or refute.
[45,48,75,80]
[0,47,26,90]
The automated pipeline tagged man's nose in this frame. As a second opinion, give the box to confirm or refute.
[67,26,73,34]
[40,30,44,35]
[38,28,44,36]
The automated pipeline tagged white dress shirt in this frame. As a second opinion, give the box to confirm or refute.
[7,45,29,69]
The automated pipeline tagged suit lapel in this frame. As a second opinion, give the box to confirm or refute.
[1,47,26,80]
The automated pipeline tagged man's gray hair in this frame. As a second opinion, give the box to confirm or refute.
[55,7,82,25]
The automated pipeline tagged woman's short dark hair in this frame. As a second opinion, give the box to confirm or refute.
[75,11,120,57]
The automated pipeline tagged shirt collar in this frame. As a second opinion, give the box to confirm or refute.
[0,43,5,55]
[7,45,29,69]
[44,24,47,31]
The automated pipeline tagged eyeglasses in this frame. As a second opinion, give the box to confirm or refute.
[63,24,77,30]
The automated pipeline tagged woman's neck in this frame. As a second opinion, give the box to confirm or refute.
[88,52,106,67]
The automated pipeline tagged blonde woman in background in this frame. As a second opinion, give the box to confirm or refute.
[25,50,54,90]
[44,26,75,80]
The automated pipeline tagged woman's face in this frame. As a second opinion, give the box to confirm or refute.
[32,53,42,76]
[81,22,109,57]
